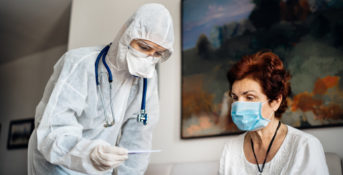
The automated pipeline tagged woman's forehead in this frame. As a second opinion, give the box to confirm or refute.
[231,78,263,95]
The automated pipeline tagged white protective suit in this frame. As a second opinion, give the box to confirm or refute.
[28,3,174,175]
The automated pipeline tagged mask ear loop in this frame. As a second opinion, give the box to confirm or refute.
[260,101,274,120]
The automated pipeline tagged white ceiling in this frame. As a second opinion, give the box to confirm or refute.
[0,0,71,64]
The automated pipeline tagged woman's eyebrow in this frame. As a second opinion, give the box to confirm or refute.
[242,90,257,95]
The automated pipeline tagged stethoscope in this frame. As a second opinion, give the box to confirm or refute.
[95,44,148,127]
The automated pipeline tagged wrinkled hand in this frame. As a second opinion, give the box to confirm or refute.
[90,145,128,171]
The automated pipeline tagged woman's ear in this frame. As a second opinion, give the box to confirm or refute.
[270,95,282,111]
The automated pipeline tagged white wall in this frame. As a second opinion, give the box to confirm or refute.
[0,0,71,64]
[0,45,67,175]
[69,0,343,165]
[0,1,70,174]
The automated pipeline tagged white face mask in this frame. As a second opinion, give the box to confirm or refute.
[126,46,160,78]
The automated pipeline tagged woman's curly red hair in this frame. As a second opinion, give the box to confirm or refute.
[227,51,291,118]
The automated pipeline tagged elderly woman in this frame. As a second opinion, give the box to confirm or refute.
[219,52,329,175]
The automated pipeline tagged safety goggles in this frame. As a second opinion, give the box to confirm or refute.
[134,39,170,59]
[128,45,160,64]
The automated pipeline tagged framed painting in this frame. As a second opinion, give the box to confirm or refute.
[181,0,343,139]
[7,118,34,149]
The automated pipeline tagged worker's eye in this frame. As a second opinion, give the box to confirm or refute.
[138,43,152,51]
[154,51,163,57]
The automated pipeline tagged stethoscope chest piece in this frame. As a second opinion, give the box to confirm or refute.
[137,109,148,125]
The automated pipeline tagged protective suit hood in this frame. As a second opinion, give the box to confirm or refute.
[107,3,174,72]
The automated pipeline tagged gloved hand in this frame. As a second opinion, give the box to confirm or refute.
[90,144,128,171]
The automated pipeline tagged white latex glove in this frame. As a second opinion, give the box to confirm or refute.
[90,144,128,171]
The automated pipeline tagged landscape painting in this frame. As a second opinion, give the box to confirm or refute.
[181,0,343,139]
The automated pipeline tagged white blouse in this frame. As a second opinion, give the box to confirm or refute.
[219,125,329,175]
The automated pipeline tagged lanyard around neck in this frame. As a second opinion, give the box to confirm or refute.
[250,121,281,173]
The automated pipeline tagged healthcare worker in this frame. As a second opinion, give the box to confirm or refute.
[28,3,174,175]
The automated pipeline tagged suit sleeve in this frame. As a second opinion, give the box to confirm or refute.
[36,54,112,174]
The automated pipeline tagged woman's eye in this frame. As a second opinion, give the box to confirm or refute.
[247,96,254,101]
[232,96,238,101]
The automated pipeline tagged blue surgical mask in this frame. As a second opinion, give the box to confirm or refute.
[231,101,271,131]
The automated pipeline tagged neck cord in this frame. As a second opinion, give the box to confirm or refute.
[250,121,281,173]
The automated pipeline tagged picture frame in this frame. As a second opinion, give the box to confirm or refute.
[7,118,34,149]
[181,0,343,139]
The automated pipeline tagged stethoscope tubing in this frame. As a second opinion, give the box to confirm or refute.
[95,44,148,127]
